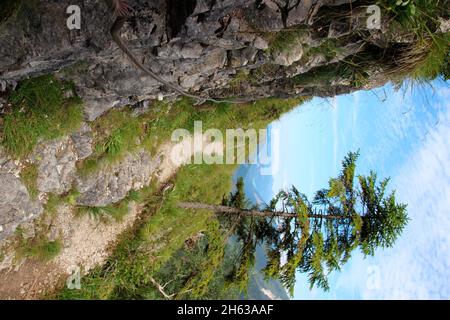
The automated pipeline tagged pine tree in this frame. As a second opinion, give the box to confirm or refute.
[178,152,409,294]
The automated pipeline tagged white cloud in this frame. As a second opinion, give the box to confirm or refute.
[359,96,450,299]
[294,82,450,300]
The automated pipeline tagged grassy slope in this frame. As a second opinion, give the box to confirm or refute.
[52,96,308,300]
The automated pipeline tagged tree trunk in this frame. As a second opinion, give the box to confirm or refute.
[177,202,350,220]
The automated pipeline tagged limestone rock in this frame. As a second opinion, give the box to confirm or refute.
[76,150,161,207]
[0,0,430,117]
[0,173,43,241]
[272,41,304,67]
[70,124,93,161]
[32,125,92,195]
[180,42,204,59]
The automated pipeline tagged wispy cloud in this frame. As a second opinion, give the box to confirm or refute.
[359,87,450,299]
[331,97,339,170]
[294,82,450,300]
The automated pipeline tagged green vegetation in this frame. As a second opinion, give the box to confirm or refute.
[44,193,63,218]
[180,152,409,296]
[146,235,243,299]
[267,28,308,54]
[77,96,307,176]
[12,190,79,262]
[54,96,305,300]
[15,227,61,262]
[390,33,450,83]
[291,28,446,89]
[1,75,83,158]
[75,188,149,222]
[378,0,449,82]
[263,0,449,90]
[61,188,81,206]
[78,110,144,176]
[292,61,369,88]
[55,163,238,299]
[20,163,39,199]
[13,191,69,262]
[379,0,445,34]
[303,39,343,62]
[229,69,252,90]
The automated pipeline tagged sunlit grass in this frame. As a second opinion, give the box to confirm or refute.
[2,75,83,158]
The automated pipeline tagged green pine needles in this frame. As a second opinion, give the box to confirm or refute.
[183,152,409,295]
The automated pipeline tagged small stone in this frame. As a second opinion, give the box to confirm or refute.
[253,37,269,50]
[272,41,304,66]
[179,74,201,89]
[180,42,203,59]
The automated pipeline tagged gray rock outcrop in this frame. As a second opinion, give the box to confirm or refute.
[0,171,43,241]
[2,0,439,119]
[76,150,161,207]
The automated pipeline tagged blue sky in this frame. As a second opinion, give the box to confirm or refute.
[241,79,450,299]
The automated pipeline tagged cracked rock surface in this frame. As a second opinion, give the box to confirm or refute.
[0,0,423,120]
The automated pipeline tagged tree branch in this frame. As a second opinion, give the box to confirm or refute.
[149,277,175,300]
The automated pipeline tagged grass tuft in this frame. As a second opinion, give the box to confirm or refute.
[1,75,84,158]
[377,0,449,82]
[75,188,146,222]
[20,163,39,199]
[405,34,449,81]
[267,28,308,53]
[15,227,61,262]
[76,203,129,222]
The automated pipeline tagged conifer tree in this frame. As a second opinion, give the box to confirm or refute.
[178,152,409,294]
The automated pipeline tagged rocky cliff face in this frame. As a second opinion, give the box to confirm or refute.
[2,0,446,119]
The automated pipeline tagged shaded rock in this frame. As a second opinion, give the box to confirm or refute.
[131,99,151,117]
[0,173,43,241]
[70,124,93,160]
[187,48,228,75]
[253,37,269,50]
[180,42,204,59]
[83,98,123,122]
[0,148,20,177]
[180,74,202,89]
[230,47,259,67]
